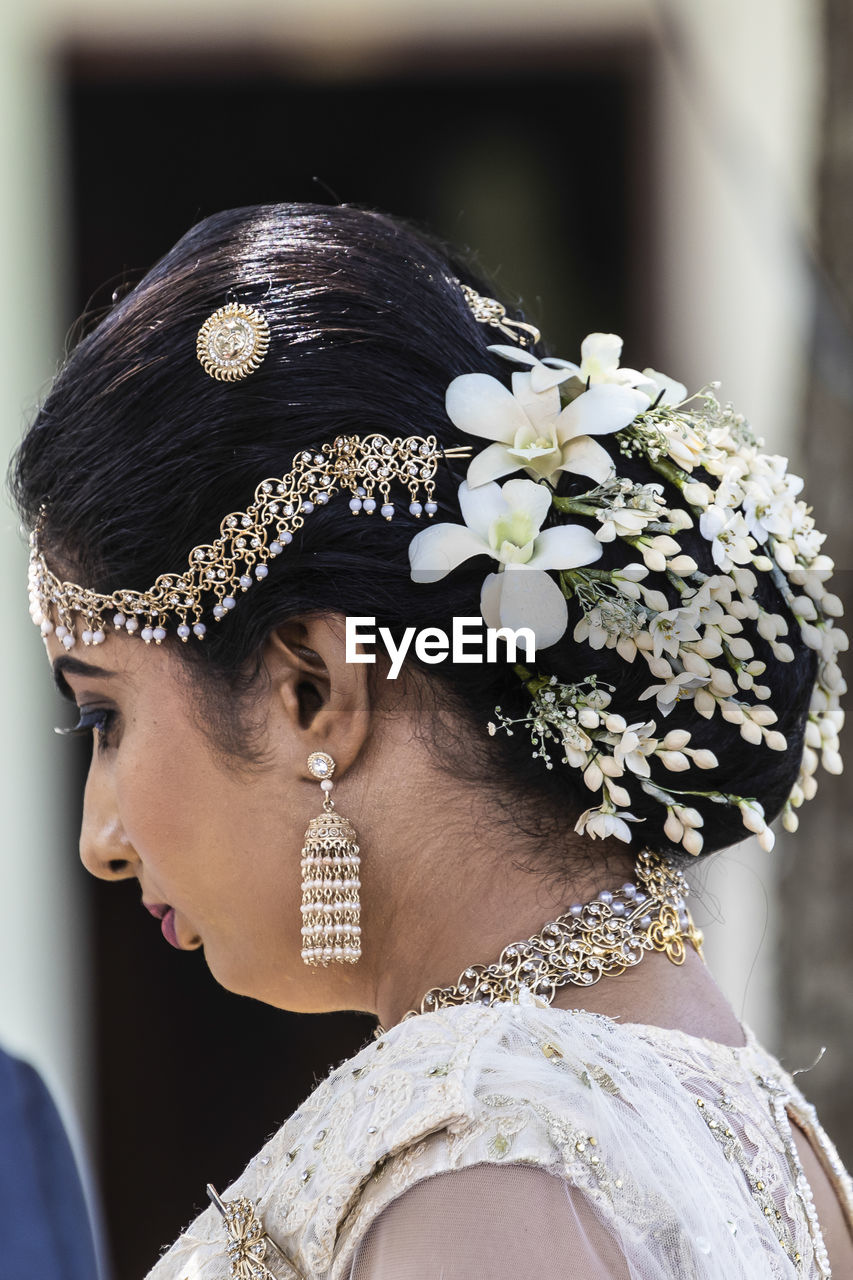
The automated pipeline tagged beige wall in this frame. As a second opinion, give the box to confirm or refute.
[0,0,824,1156]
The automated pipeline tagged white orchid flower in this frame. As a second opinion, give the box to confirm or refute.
[446,368,648,490]
[486,344,581,393]
[408,477,603,649]
[577,333,657,392]
[641,367,688,406]
[489,336,685,404]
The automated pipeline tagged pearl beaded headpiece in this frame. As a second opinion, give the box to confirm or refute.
[28,433,472,649]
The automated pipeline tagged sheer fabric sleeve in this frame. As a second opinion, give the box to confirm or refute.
[347,1163,632,1280]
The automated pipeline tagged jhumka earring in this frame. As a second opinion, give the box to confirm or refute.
[300,752,362,966]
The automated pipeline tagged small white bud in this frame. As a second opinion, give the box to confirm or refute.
[584,762,603,792]
[773,543,797,573]
[709,668,736,697]
[757,826,776,852]
[662,729,691,750]
[727,637,754,661]
[658,750,690,772]
[606,780,632,808]
[668,555,698,575]
[664,811,684,842]
[682,827,704,856]
[738,800,765,833]
[681,651,711,677]
[739,719,763,745]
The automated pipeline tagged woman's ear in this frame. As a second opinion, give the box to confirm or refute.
[262,614,373,777]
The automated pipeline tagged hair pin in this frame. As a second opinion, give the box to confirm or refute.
[197,301,270,382]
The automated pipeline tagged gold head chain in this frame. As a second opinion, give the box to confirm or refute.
[28,434,473,650]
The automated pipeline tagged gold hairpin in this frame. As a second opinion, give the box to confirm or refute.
[458,282,541,348]
[197,302,270,381]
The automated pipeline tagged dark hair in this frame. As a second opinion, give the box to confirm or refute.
[9,202,815,866]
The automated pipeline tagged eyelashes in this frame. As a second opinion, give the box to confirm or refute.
[55,707,117,751]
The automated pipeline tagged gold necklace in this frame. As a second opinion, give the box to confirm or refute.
[381,850,703,1032]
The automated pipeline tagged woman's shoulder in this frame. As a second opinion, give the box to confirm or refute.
[143,1000,631,1279]
[142,997,825,1279]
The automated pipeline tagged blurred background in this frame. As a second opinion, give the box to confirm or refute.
[0,0,850,1275]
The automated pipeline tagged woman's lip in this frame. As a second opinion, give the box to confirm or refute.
[160,908,182,950]
[143,902,170,921]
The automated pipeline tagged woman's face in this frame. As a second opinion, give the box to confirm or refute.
[43,624,363,1010]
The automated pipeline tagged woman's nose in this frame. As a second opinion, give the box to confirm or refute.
[79,761,138,881]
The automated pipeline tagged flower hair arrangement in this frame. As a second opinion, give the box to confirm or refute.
[408,332,847,854]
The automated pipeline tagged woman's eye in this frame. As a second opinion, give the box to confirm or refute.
[55,707,117,751]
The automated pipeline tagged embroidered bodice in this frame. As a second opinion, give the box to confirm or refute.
[145,996,853,1279]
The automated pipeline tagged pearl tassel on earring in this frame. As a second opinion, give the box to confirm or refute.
[300,752,361,965]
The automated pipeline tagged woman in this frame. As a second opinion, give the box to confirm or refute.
[11,203,852,1278]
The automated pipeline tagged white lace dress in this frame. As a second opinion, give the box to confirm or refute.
[145,994,853,1279]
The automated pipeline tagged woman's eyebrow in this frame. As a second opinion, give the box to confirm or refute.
[52,655,115,701]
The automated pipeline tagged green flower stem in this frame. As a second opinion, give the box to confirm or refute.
[551,496,600,517]
[664,569,691,595]
[513,663,551,696]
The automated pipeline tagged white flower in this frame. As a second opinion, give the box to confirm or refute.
[561,722,593,767]
[699,505,756,572]
[661,419,714,471]
[638,670,711,717]
[408,477,603,648]
[595,504,659,543]
[611,720,659,777]
[642,368,688,405]
[648,606,702,660]
[573,607,610,651]
[486,344,581,393]
[577,333,656,392]
[446,368,648,489]
[739,457,804,543]
[574,804,644,843]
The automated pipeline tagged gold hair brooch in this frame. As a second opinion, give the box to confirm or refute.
[207,1183,301,1279]
[197,302,270,381]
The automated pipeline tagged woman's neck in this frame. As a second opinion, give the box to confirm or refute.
[370,840,745,1048]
